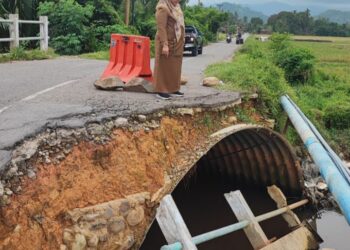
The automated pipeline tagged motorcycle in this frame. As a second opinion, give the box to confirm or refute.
[226,35,232,43]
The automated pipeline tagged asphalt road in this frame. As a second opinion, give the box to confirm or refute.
[0,40,242,156]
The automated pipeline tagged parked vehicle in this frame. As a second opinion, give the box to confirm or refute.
[236,32,244,44]
[226,33,232,43]
[184,25,204,56]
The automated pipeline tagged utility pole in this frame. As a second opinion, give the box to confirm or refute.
[125,0,130,26]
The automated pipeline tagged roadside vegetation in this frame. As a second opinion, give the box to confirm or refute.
[0,0,235,61]
[0,47,56,63]
[206,34,350,156]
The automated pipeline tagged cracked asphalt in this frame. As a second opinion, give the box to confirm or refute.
[0,40,242,164]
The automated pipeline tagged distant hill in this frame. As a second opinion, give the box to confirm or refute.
[244,1,327,16]
[318,10,350,24]
[216,2,267,22]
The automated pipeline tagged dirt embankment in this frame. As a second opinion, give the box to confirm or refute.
[0,101,267,250]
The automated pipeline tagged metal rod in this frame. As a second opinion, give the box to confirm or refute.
[281,95,350,224]
[160,199,308,250]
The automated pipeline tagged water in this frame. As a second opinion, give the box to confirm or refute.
[141,168,294,250]
[314,210,350,250]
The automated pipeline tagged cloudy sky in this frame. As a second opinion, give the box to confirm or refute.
[188,0,350,11]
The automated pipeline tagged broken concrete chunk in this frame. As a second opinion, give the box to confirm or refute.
[94,76,124,90]
[202,77,221,87]
[124,77,155,93]
[115,117,128,127]
[177,108,194,116]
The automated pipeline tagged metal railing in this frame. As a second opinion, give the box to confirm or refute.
[0,14,49,51]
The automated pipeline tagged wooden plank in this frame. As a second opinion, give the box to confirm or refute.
[261,226,319,250]
[156,194,197,250]
[225,191,269,249]
[267,185,300,228]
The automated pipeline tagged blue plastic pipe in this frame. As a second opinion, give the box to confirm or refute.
[280,95,350,224]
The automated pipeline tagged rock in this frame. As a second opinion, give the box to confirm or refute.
[249,93,258,99]
[4,188,13,196]
[27,169,36,179]
[0,195,10,206]
[124,77,155,93]
[137,115,147,122]
[202,77,221,87]
[177,108,194,116]
[108,217,125,234]
[60,245,68,250]
[63,230,74,245]
[265,119,275,129]
[227,116,237,124]
[181,76,188,85]
[126,207,144,226]
[83,213,100,222]
[72,234,87,250]
[5,165,18,179]
[124,235,135,249]
[119,200,131,216]
[90,219,107,230]
[13,140,38,160]
[94,76,124,90]
[115,118,128,127]
[87,234,99,247]
[317,181,328,191]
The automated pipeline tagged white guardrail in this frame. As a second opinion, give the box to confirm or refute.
[0,14,49,51]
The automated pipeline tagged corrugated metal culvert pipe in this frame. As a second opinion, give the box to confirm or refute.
[199,124,304,194]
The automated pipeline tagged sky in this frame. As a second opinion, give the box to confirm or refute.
[188,0,350,11]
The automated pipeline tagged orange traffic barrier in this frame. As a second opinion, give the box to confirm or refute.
[100,34,153,83]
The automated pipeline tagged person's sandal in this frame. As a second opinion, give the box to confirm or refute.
[156,93,171,100]
[171,91,184,97]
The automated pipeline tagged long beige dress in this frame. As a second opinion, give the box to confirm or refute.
[154,6,184,93]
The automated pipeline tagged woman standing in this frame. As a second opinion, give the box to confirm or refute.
[154,0,185,100]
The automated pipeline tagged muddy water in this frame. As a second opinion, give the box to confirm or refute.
[141,166,296,250]
[310,210,350,250]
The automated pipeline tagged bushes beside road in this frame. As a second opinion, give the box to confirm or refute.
[206,34,350,155]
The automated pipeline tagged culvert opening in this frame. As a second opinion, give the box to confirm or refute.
[141,127,304,250]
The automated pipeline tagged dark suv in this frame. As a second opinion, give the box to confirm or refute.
[184,25,204,56]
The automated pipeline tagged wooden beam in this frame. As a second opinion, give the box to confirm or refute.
[156,195,197,250]
[125,0,130,26]
[225,191,269,249]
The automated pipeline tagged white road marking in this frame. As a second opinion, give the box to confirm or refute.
[21,79,78,101]
[0,106,10,114]
[0,79,78,115]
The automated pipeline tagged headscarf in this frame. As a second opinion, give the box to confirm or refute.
[156,0,185,42]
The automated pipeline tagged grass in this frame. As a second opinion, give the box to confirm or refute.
[79,50,110,60]
[0,47,57,63]
[206,35,350,156]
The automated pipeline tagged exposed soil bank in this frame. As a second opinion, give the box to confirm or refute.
[0,100,305,250]
[0,104,245,250]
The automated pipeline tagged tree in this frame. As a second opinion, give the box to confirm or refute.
[249,17,263,33]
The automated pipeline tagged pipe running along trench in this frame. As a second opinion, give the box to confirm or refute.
[281,95,350,224]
